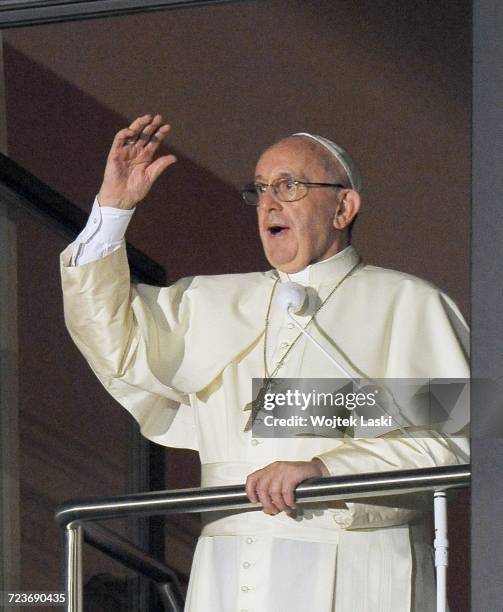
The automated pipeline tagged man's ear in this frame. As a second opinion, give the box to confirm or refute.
[333,190,361,231]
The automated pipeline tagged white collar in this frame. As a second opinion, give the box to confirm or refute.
[276,245,361,288]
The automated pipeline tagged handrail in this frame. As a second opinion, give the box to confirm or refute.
[57,465,470,612]
[83,522,182,585]
[56,464,470,527]
[83,523,185,610]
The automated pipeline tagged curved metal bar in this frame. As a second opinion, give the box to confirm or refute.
[56,464,470,528]
[83,523,185,611]
[83,523,182,585]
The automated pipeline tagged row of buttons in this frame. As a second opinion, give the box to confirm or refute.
[240,537,255,608]
[240,538,257,603]
[274,323,295,358]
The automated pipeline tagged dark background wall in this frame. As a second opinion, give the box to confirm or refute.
[9,205,135,596]
[3,0,471,310]
[2,1,471,608]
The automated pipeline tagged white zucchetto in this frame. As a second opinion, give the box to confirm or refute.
[292,132,362,192]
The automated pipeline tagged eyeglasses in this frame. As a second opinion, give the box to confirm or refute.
[241,178,346,206]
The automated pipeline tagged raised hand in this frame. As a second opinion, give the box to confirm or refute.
[97,114,177,209]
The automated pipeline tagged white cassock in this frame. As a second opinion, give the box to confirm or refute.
[60,241,469,612]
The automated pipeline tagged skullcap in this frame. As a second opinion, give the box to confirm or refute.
[292,132,362,192]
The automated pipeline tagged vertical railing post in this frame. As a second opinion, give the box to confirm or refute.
[64,522,83,612]
[433,491,448,612]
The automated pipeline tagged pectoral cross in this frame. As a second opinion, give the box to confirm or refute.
[243,378,275,432]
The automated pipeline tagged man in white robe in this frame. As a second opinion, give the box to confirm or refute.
[60,114,469,611]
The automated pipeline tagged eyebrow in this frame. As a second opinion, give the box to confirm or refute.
[254,172,305,181]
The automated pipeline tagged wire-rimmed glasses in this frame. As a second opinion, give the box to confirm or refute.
[241,178,346,206]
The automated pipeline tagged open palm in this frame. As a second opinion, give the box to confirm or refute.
[98,114,177,209]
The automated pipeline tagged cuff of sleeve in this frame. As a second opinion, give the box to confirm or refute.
[312,437,450,529]
[68,198,135,266]
[96,197,135,243]
[329,502,420,530]
[77,197,135,244]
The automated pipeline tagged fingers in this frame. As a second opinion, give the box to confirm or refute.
[246,463,298,516]
[112,114,152,148]
[111,114,169,153]
[247,472,281,515]
[257,486,282,515]
[135,114,164,147]
[129,113,155,133]
[245,471,260,504]
[282,485,297,510]
[144,123,172,155]
[269,486,293,514]
[111,126,138,152]
[147,154,177,183]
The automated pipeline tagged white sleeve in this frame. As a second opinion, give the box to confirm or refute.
[70,197,136,266]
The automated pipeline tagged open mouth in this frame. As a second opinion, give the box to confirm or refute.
[268,225,289,236]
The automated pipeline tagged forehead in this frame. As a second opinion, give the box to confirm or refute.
[255,137,329,178]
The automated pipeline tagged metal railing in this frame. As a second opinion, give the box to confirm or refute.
[85,523,186,609]
[55,464,470,612]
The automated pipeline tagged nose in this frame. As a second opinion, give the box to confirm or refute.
[257,187,283,211]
